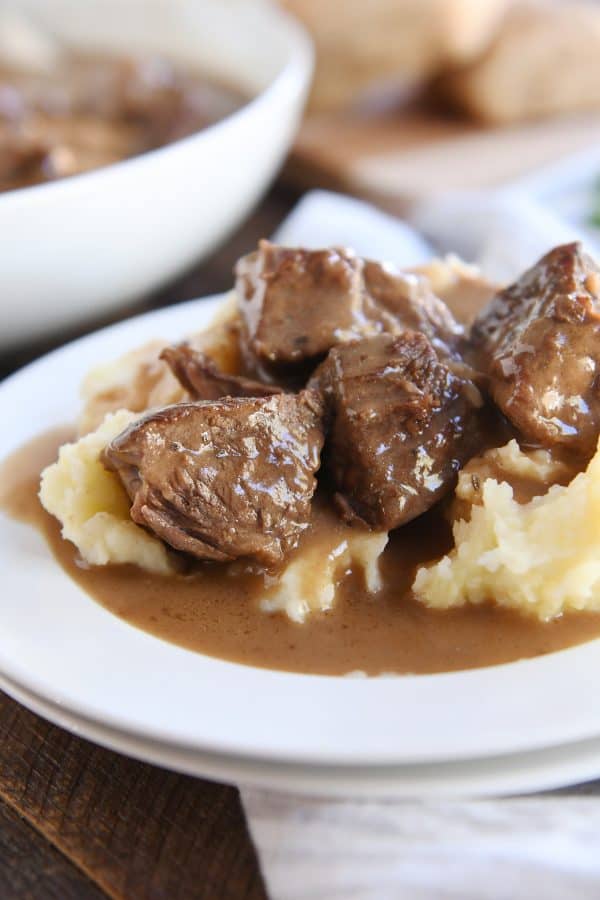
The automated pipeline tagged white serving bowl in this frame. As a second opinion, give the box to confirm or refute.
[1,0,312,349]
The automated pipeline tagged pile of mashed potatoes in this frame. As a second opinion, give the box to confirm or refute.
[78,294,240,435]
[39,409,174,575]
[261,527,388,623]
[39,294,389,623]
[39,407,387,622]
[414,439,600,621]
[39,276,600,625]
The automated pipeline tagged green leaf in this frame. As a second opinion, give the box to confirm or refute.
[588,176,600,228]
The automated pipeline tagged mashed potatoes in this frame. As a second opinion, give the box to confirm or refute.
[413,439,600,621]
[39,410,174,574]
[78,294,241,435]
[449,438,575,522]
[414,254,496,323]
[78,342,186,437]
[51,281,600,627]
[261,529,388,623]
[40,407,388,621]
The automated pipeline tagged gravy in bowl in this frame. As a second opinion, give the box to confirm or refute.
[0,51,244,192]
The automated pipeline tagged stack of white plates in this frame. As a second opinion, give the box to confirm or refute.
[2,298,599,797]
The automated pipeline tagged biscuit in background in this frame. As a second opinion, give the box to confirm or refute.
[279,0,512,112]
[439,1,600,124]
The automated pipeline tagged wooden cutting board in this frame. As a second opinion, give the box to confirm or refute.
[289,106,600,212]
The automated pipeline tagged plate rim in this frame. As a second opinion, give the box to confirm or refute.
[3,670,600,798]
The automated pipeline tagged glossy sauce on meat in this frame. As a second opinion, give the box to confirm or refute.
[471,243,600,454]
[312,332,483,529]
[3,429,600,677]
[102,392,325,567]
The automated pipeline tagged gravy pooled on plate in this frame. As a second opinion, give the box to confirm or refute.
[3,430,600,677]
[8,242,600,676]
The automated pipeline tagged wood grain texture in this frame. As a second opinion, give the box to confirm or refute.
[0,797,106,900]
[0,189,299,900]
[290,107,600,203]
[0,693,266,900]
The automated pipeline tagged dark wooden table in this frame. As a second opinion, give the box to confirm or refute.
[0,184,300,899]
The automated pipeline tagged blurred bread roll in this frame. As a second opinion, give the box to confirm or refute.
[280,0,512,112]
[441,1,600,124]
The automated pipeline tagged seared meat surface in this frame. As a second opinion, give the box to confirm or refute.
[363,260,464,357]
[100,240,600,572]
[161,343,280,400]
[471,242,600,455]
[312,332,483,530]
[235,241,466,377]
[235,240,365,374]
[102,392,324,567]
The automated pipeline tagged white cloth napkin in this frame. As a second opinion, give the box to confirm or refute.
[274,187,592,282]
[240,185,600,900]
[243,793,600,900]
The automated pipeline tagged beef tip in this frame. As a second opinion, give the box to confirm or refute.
[313,333,483,530]
[363,260,465,358]
[235,240,366,373]
[102,391,324,568]
[471,242,600,455]
[160,343,280,400]
[235,241,467,380]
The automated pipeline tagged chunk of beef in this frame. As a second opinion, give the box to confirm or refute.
[160,343,280,400]
[235,240,365,373]
[363,260,465,358]
[471,242,600,454]
[235,241,467,380]
[313,333,483,530]
[102,392,324,568]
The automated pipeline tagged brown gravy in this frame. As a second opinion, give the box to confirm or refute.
[3,429,600,677]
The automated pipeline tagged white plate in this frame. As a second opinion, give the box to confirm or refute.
[3,670,600,797]
[1,297,600,772]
